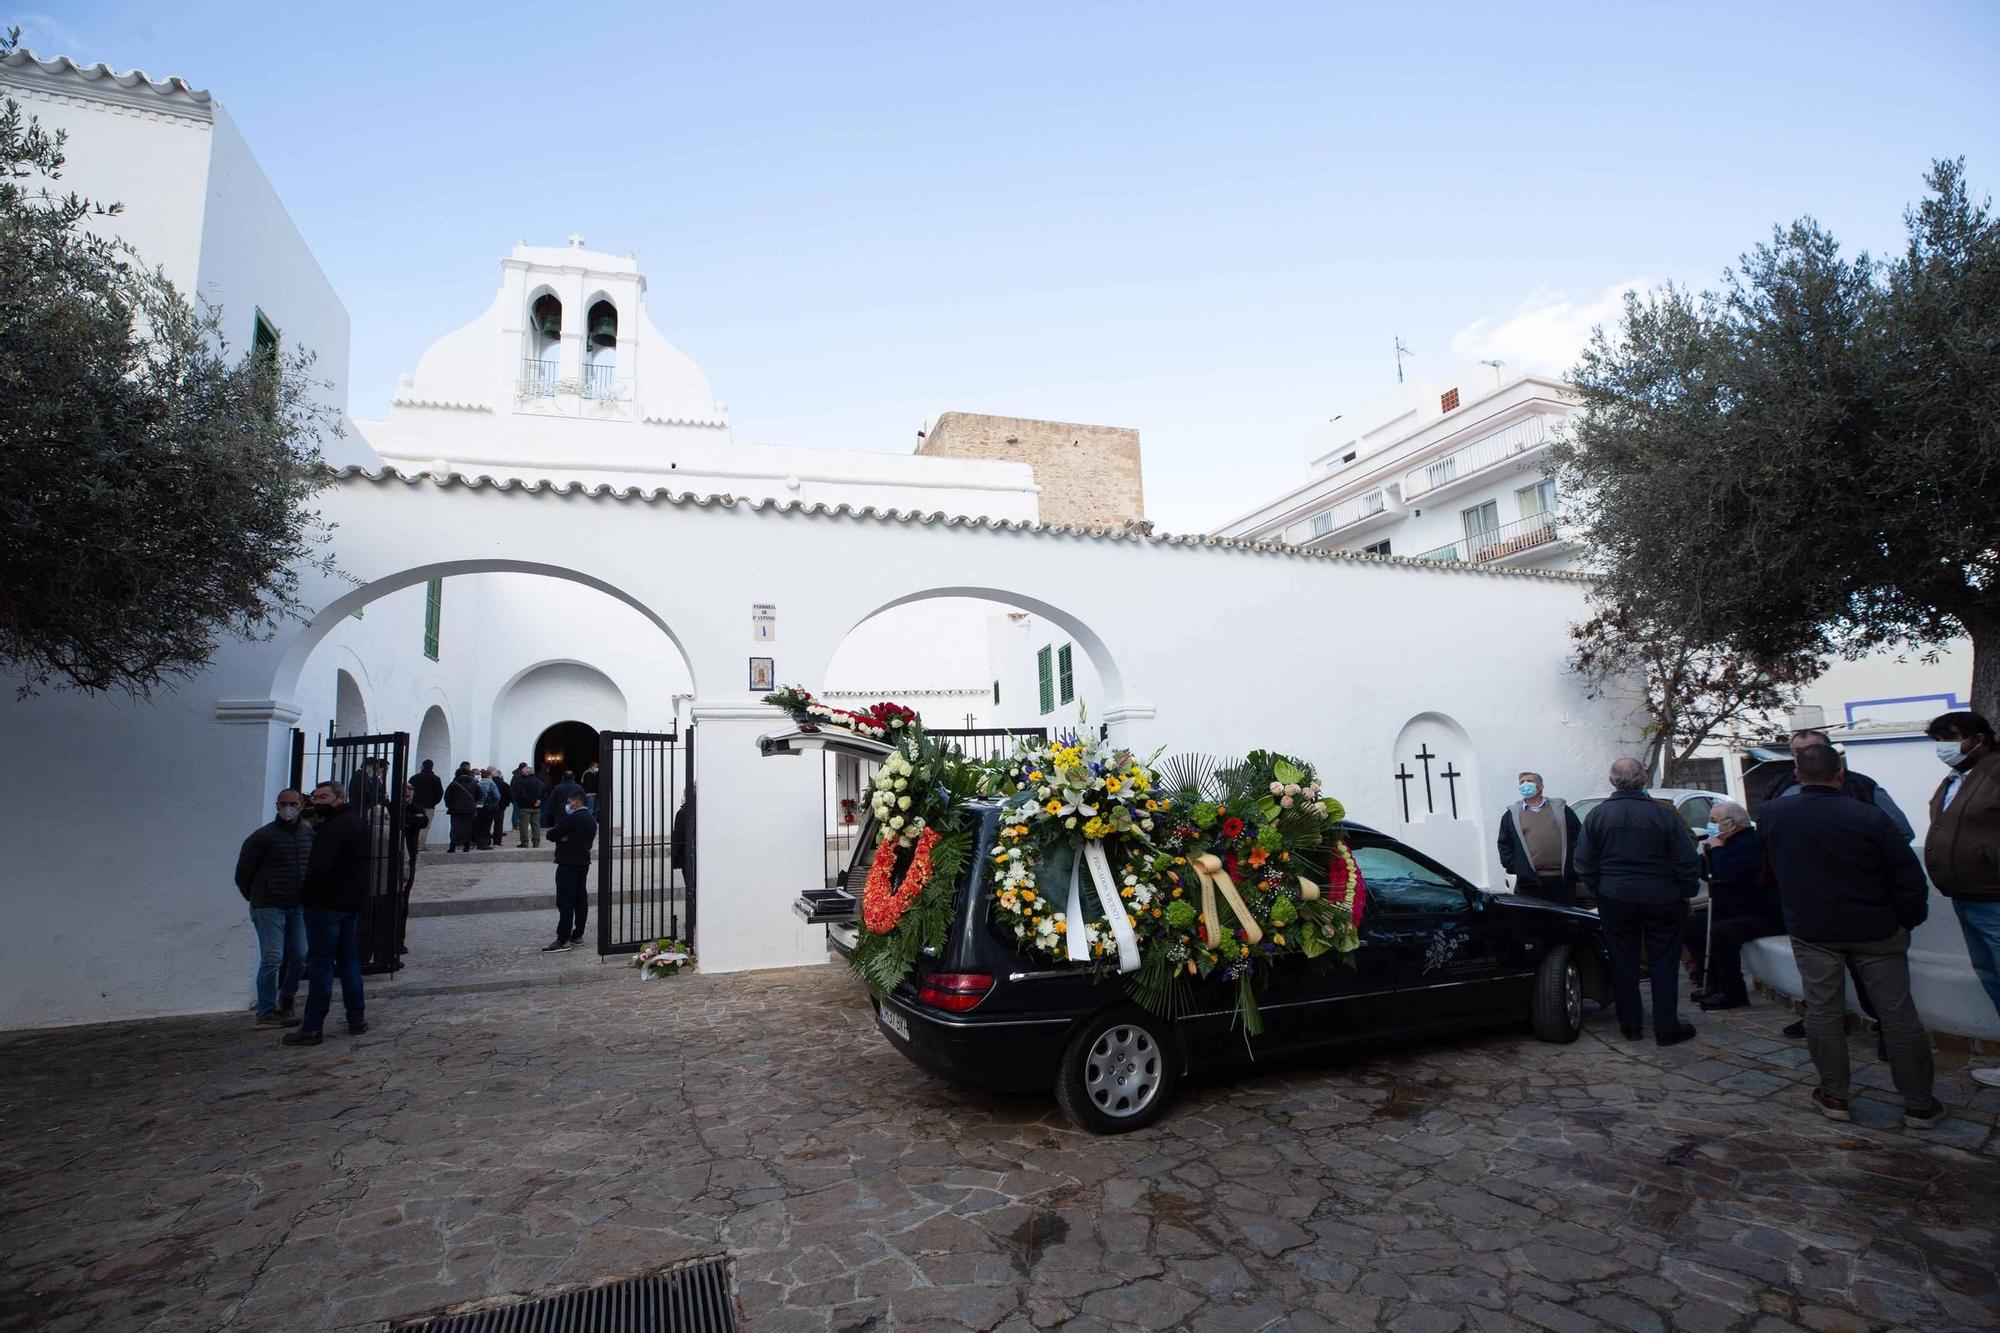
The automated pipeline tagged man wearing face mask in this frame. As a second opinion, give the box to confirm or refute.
[233,789,313,1028]
[284,782,369,1046]
[544,790,599,951]
[1923,711,2000,1088]
[1497,771,1582,905]
[1685,801,1779,1010]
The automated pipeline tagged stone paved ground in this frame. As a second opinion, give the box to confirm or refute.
[3,969,1998,1333]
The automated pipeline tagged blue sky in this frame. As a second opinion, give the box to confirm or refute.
[20,2,2000,530]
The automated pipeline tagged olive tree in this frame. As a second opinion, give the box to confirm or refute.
[0,32,339,698]
[1554,159,2000,721]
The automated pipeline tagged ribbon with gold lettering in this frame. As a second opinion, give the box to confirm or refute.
[1064,840,1143,972]
[1191,852,1264,950]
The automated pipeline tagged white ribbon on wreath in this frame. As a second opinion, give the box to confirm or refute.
[1064,840,1142,973]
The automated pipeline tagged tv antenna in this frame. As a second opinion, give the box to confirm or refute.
[1394,336,1413,384]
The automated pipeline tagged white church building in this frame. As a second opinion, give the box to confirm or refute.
[2,47,1991,1045]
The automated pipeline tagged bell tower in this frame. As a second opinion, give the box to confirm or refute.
[496,235,648,420]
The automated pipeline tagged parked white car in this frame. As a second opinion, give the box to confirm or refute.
[1571,788,1730,841]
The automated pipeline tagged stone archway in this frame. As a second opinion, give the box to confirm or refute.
[1391,711,1488,885]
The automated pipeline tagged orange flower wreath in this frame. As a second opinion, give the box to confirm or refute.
[862,827,941,934]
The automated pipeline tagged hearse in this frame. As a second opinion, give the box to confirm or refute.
[769,728,1612,1133]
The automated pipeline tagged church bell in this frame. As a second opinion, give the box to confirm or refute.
[588,312,618,349]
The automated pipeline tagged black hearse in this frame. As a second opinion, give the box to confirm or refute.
[770,728,1612,1134]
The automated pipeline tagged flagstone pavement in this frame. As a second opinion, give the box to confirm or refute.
[3,967,1998,1333]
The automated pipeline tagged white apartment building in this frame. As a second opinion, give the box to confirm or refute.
[1213,370,1580,571]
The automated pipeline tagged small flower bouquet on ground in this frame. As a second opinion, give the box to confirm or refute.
[630,939,694,979]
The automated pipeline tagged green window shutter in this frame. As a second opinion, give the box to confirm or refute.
[1036,645,1054,715]
[1057,644,1074,704]
[992,679,1000,706]
[423,578,443,661]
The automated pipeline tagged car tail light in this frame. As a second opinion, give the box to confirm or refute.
[916,971,995,1013]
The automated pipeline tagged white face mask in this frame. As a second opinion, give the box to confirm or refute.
[276,806,301,823]
[1937,740,1970,768]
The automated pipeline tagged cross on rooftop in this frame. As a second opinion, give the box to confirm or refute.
[567,232,585,249]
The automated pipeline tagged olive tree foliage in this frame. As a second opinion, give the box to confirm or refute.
[1553,159,2000,724]
[0,34,339,698]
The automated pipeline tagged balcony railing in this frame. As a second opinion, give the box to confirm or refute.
[1402,416,1551,500]
[1286,487,1390,545]
[1413,512,1563,565]
[582,362,618,400]
[519,359,558,398]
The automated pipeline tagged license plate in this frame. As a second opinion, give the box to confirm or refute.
[877,1003,910,1041]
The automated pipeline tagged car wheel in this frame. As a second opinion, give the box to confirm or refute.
[1055,1008,1178,1134]
[1531,943,1584,1044]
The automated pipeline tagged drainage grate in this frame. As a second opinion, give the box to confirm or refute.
[395,1257,736,1333]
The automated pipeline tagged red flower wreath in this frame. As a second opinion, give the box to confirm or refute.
[862,827,942,934]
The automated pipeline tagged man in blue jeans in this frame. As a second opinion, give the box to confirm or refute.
[1575,757,1702,1047]
[284,781,370,1046]
[543,790,598,951]
[1924,710,2000,1088]
[234,788,312,1028]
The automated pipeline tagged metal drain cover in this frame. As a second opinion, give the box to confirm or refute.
[394,1257,736,1332]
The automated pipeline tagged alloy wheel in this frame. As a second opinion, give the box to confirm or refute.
[1085,1025,1162,1118]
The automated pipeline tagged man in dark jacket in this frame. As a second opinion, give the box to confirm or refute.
[411,759,444,819]
[1497,771,1583,904]
[1764,728,1914,840]
[1923,710,2000,1088]
[581,760,601,813]
[444,764,480,852]
[512,764,547,848]
[1575,757,1702,1046]
[1686,800,1779,1011]
[234,788,312,1028]
[544,790,598,950]
[284,782,370,1046]
[1760,743,1941,1127]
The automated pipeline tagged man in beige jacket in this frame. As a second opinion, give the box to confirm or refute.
[1924,711,2000,1087]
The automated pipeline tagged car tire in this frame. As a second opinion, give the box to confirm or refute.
[1531,943,1584,1044]
[1055,1008,1178,1134]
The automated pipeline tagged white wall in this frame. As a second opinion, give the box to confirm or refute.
[0,473,1643,1029]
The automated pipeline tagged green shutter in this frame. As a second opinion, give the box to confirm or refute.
[1057,644,1074,704]
[423,578,443,661]
[1036,645,1054,715]
[992,679,1000,706]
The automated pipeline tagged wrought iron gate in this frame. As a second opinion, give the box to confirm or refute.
[289,727,410,974]
[597,728,692,955]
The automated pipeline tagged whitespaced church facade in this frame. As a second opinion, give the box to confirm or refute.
[6,48,1990,1043]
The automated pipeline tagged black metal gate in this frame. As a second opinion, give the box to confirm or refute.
[289,727,409,974]
[598,728,692,954]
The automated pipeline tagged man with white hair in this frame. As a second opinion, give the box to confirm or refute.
[1686,800,1780,1010]
[1575,757,1702,1046]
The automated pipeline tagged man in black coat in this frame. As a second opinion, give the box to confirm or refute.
[1760,743,1941,1127]
[1575,757,1702,1047]
[444,764,480,852]
[544,790,599,951]
[411,760,444,817]
[285,781,371,1045]
[234,788,313,1028]
[511,764,546,848]
[1496,771,1583,904]
[1686,800,1780,1010]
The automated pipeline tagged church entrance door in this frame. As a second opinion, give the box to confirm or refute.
[533,719,600,779]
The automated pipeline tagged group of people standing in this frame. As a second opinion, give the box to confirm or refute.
[233,781,373,1044]
[1498,709,2000,1129]
[411,758,599,854]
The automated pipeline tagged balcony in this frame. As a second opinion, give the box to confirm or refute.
[582,362,619,401]
[1285,487,1399,546]
[1413,512,1566,566]
[1402,415,1551,502]
[519,359,558,398]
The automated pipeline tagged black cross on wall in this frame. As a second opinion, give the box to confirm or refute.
[1440,763,1462,819]
[1414,744,1436,815]
[1393,763,1414,823]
